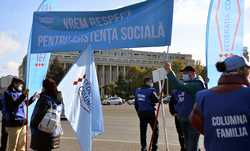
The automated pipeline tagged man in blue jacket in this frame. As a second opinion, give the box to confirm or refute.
[134,77,159,151]
[164,64,206,151]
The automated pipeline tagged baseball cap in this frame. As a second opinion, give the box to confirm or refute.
[180,66,196,72]
[224,55,250,72]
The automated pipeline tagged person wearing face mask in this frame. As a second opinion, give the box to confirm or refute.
[30,78,63,151]
[190,55,250,151]
[164,64,206,151]
[134,77,159,151]
[1,77,38,151]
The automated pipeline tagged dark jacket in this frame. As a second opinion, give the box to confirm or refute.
[169,90,177,116]
[167,71,206,99]
[30,92,62,150]
[2,89,35,127]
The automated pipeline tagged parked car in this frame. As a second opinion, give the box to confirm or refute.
[126,99,135,105]
[105,97,123,105]
[102,99,110,105]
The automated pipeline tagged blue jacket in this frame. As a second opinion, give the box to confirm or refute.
[171,89,194,119]
[134,86,158,113]
[2,89,35,127]
[196,87,250,151]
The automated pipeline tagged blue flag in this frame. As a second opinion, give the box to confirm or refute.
[26,0,56,121]
[206,0,245,88]
[30,0,174,53]
[58,46,104,151]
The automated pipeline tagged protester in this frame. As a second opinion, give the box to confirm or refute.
[169,89,186,151]
[0,96,8,151]
[190,55,250,151]
[30,78,63,151]
[164,63,206,151]
[1,77,38,151]
[134,77,159,151]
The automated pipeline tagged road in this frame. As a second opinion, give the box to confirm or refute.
[0,104,204,151]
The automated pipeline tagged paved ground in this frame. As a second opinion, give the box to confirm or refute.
[0,104,204,151]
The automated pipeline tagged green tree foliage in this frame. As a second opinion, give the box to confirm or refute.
[115,75,131,99]
[171,59,207,80]
[103,82,116,96]
[194,60,207,80]
[112,66,154,99]
[171,59,185,79]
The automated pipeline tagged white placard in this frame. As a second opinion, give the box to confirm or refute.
[152,68,167,83]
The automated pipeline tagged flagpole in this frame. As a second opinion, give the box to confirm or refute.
[25,30,32,151]
[161,46,170,151]
[148,79,165,151]
[148,46,170,151]
[26,94,29,151]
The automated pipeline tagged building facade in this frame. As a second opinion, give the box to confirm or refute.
[0,75,15,96]
[19,49,195,87]
[49,49,194,87]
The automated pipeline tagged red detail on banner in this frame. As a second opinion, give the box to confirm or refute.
[215,0,223,54]
[73,81,78,85]
[215,0,242,56]
[231,0,242,51]
[73,75,87,86]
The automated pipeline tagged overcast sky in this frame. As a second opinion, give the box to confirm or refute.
[0,0,250,77]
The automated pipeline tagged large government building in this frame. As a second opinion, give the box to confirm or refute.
[19,49,195,87]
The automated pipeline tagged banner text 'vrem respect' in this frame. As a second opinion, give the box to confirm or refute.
[31,0,173,53]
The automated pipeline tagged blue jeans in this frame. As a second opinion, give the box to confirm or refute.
[178,117,199,151]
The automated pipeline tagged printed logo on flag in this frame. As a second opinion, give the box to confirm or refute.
[215,0,242,59]
[73,75,92,112]
[35,54,47,68]
[38,16,55,25]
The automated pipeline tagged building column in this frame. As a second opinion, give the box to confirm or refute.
[117,65,119,80]
[109,65,112,84]
[63,63,67,70]
[102,65,105,86]
[123,66,126,78]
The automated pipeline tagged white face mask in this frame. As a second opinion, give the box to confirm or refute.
[17,86,23,91]
[182,74,190,81]
[146,82,154,87]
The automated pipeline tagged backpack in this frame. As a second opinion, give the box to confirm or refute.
[38,96,63,136]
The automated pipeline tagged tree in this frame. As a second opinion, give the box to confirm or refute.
[127,66,154,91]
[115,75,131,99]
[46,57,67,85]
[171,59,185,79]
[102,66,155,99]
[103,83,116,97]
[194,61,207,80]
